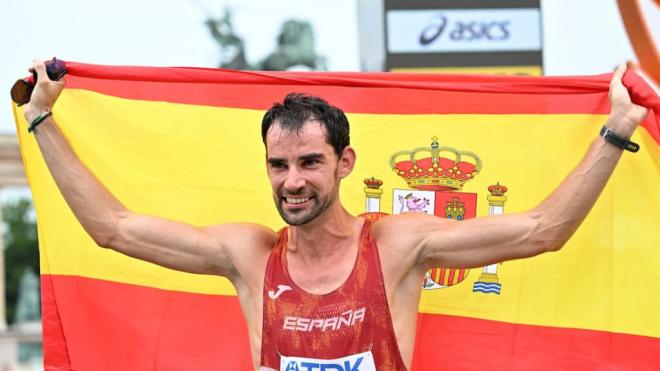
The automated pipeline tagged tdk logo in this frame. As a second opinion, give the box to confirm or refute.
[285,357,363,371]
[280,351,375,371]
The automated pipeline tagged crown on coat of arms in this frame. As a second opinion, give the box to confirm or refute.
[389,136,482,191]
[364,177,384,189]
[488,182,508,196]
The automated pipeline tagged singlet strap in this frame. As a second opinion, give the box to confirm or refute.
[359,217,374,242]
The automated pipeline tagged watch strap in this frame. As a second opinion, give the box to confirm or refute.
[599,126,639,153]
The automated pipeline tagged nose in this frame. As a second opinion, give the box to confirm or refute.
[283,166,306,193]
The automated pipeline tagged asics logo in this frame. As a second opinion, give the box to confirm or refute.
[268,284,292,299]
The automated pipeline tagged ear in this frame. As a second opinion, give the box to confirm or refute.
[337,146,356,179]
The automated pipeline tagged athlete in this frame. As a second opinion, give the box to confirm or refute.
[23,59,648,370]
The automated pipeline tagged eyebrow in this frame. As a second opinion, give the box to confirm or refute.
[299,153,325,162]
[267,153,325,164]
[267,157,285,166]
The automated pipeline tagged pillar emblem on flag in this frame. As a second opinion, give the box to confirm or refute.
[471,182,508,295]
[362,177,389,222]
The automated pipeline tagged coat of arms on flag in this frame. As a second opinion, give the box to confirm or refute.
[359,136,508,294]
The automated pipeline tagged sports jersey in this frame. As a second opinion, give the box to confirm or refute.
[260,219,407,370]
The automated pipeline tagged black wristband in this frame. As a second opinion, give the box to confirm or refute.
[599,126,639,153]
[28,111,52,133]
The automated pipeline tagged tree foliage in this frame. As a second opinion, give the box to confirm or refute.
[3,198,39,325]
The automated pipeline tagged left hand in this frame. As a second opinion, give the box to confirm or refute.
[24,59,66,123]
[607,63,649,136]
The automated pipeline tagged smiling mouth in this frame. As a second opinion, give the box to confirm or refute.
[287,197,310,204]
[282,196,314,206]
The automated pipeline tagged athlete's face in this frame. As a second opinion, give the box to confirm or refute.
[265,121,354,226]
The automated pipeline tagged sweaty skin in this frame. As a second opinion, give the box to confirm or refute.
[23,60,648,369]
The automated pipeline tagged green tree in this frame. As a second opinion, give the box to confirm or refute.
[3,198,39,325]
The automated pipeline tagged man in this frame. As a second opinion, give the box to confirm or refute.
[24,59,648,370]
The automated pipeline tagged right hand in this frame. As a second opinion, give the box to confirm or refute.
[24,59,66,122]
[606,63,649,136]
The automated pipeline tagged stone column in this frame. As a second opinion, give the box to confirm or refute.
[0,135,29,329]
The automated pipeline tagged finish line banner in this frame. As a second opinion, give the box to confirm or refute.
[12,62,660,370]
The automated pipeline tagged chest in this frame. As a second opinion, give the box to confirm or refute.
[260,240,406,368]
[263,240,385,341]
[286,249,358,295]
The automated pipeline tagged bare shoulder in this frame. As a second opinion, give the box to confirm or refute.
[204,222,278,256]
[371,213,453,275]
[372,212,453,249]
[204,223,279,283]
[205,222,277,244]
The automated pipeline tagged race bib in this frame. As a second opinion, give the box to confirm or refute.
[280,351,376,371]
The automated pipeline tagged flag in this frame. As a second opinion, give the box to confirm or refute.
[13,62,660,370]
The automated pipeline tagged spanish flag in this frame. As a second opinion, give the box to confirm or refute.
[12,62,660,370]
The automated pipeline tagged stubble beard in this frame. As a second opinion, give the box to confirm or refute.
[276,182,339,226]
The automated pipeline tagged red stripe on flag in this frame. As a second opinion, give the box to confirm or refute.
[64,74,612,116]
[42,275,660,369]
[412,313,660,370]
[41,275,71,370]
[439,269,446,285]
[447,269,456,285]
[42,275,252,371]
[59,61,660,144]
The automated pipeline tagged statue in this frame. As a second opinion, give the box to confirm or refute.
[14,267,40,324]
[257,20,327,71]
[205,8,250,70]
[204,8,326,71]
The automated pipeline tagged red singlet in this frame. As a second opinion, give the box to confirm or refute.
[260,219,407,370]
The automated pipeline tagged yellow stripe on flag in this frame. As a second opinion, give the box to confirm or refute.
[16,87,660,339]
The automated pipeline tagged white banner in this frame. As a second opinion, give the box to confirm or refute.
[387,8,541,53]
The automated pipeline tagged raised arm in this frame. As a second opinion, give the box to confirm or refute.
[22,60,274,278]
[377,64,650,270]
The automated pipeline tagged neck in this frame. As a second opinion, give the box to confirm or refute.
[288,202,361,261]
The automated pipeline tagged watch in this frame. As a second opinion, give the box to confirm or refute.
[599,126,639,153]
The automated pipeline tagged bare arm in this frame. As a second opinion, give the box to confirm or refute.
[23,60,273,277]
[377,63,650,270]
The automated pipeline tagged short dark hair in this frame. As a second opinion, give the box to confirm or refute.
[261,93,350,156]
